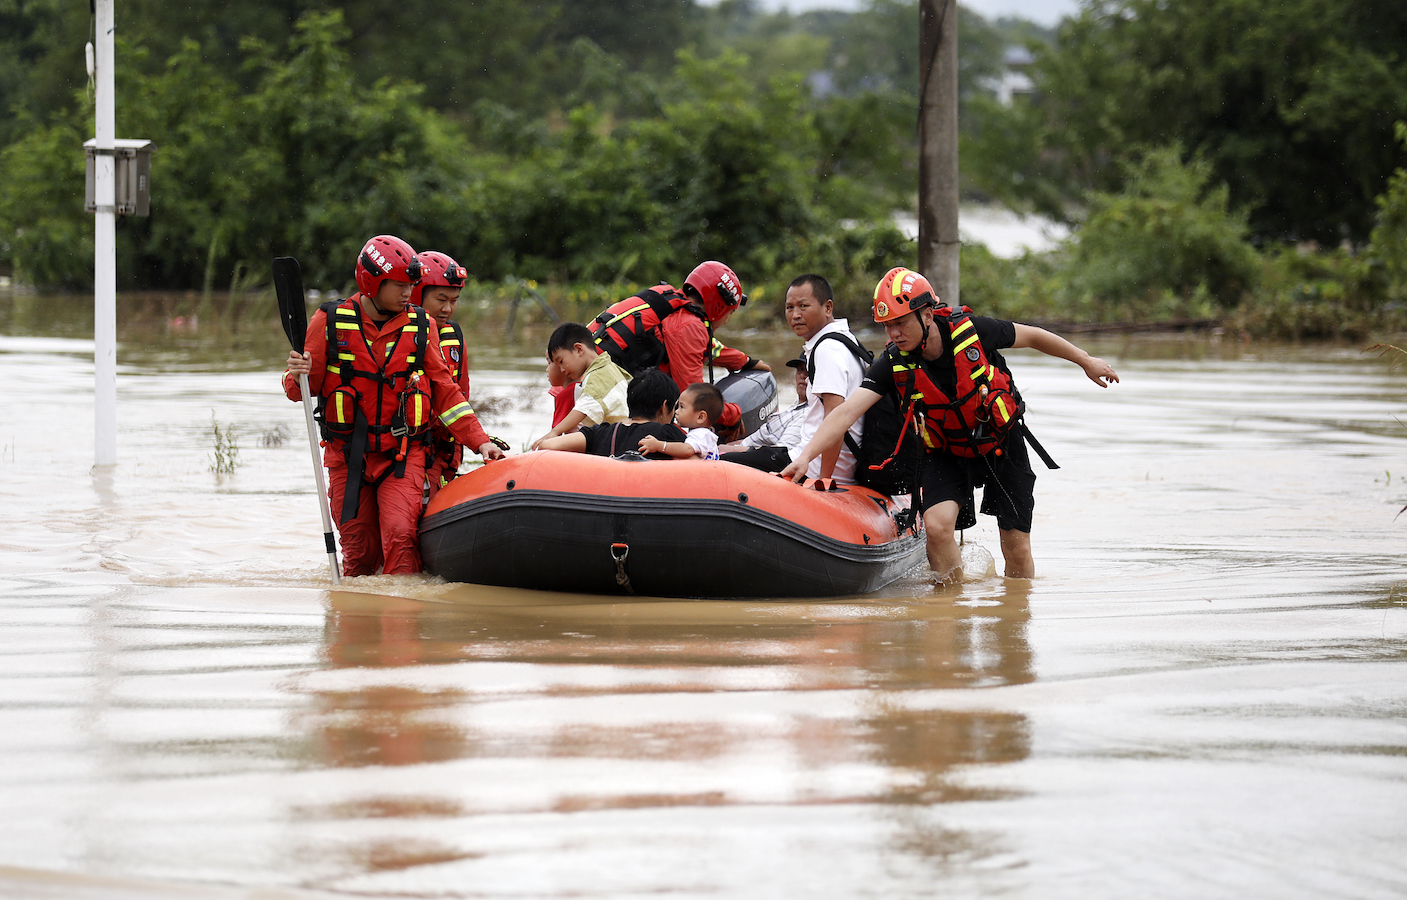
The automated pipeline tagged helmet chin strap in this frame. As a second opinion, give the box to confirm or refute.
[365,290,401,319]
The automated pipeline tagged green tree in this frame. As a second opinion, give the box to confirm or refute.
[0,0,90,147]
[0,8,911,294]
[0,114,91,287]
[1370,122,1407,304]
[985,0,1407,243]
[1059,146,1259,319]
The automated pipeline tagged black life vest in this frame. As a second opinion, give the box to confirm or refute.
[807,331,924,496]
[890,307,1023,458]
[589,284,705,373]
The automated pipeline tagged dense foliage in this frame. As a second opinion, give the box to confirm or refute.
[974,0,1407,244]
[3,0,1407,339]
[5,1,1001,296]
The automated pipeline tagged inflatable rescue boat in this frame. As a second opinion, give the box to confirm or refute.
[420,369,925,598]
[419,452,925,599]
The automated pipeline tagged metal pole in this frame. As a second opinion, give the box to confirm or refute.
[94,0,117,467]
[299,374,341,584]
[918,0,960,307]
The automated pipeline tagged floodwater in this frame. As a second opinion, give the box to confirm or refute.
[2,294,1406,899]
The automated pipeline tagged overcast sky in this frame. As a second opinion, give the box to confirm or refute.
[706,0,1081,28]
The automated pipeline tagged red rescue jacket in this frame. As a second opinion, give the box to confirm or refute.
[316,299,436,454]
[890,307,1023,458]
[589,284,703,374]
[283,297,487,522]
[430,319,490,466]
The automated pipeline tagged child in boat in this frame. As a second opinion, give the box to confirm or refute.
[638,382,724,460]
[530,322,632,449]
[539,368,685,460]
[545,353,577,428]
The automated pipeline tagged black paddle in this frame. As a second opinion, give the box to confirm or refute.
[273,256,341,584]
[274,257,308,354]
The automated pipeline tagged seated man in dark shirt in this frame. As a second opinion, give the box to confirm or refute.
[538,368,686,460]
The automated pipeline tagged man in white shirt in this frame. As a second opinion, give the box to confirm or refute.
[786,274,867,483]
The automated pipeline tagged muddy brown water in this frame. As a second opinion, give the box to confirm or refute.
[1,296,1405,898]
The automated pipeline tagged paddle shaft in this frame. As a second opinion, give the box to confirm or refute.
[298,371,340,584]
[273,256,340,584]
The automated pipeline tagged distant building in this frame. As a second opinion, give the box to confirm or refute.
[986,45,1035,107]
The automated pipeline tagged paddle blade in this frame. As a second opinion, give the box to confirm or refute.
[272,256,307,353]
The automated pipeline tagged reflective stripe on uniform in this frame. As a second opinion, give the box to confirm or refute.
[440,401,474,426]
[596,302,653,334]
[408,392,432,428]
[331,391,353,424]
[952,332,979,356]
[995,395,1012,423]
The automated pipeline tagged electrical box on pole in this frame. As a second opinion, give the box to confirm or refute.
[84,139,155,217]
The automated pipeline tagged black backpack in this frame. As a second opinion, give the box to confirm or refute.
[807,332,924,496]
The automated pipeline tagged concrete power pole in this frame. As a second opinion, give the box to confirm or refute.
[93,0,117,467]
[917,0,959,306]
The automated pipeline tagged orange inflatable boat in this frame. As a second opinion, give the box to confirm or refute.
[419,451,926,598]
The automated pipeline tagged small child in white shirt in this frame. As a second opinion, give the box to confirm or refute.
[638,382,724,461]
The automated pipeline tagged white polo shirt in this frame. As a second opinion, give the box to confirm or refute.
[800,318,867,482]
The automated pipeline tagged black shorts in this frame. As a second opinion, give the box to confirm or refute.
[917,430,1036,533]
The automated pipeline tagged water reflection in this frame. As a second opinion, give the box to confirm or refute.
[315,595,470,769]
[293,577,1034,883]
[5,296,1407,896]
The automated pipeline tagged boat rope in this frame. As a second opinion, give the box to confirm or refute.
[611,542,634,594]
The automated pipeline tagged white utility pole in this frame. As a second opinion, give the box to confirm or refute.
[93,0,117,467]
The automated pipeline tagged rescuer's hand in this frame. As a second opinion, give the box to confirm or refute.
[287,350,311,377]
[477,440,506,461]
[1082,356,1119,387]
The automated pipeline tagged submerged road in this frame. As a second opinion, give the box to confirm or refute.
[0,329,1404,898]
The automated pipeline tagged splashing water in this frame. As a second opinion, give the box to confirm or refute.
[961,540,998,581]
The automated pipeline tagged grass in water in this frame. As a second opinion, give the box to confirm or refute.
[210,412,241,477]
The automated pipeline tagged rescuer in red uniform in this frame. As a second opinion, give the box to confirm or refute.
[283,235,505,576]
[588,260,770,394]
[412,250,505,503]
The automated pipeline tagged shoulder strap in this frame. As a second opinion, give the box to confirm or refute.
[320,299,344,356]
[441,319,464,345]
[321,298,356,384]
[408,306,428,370]
[805,331,872,383]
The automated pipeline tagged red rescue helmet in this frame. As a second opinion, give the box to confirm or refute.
[410,250,467,306]
[354,234,423,298]
[872,266,941,324]
[684,260,747,323]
